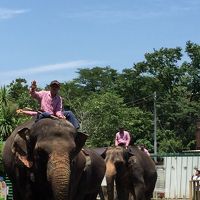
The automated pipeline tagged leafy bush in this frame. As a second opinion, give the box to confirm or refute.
[0,142,5,176]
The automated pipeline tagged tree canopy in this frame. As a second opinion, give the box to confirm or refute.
[1,41,200,154]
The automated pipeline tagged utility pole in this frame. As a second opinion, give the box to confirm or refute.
[153,91,157,162]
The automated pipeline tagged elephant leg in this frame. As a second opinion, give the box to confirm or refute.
[73,192,85,200]
[133,182,145,200]
[12,183,21,200]
[74,190,99,200]
[128,193,134,200]
[115,178,129,200]
[12,182,33,200]
[116,186,129,200]
[128,157,146,200]
[145,182,154,200]
[83,192,99,200]
[130,190,136,200]
[129,171,145,200]
[130,172,145,200]
[98,186,105,200]
[145,172,157,200]
[11,173,34,200]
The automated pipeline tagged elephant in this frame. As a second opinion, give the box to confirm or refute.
[2,118,106,200]
[104,146,157,200]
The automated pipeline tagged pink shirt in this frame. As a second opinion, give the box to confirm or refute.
[30,90,64,118]
[115,131,131,147]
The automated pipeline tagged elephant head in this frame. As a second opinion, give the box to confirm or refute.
[105,146,133,200]
[11,118,88,200]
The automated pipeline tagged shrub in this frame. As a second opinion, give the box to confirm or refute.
[0,142,5,176]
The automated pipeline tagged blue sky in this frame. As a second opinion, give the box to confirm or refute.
[0,0,200,87]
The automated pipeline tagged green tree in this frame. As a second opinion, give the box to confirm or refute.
[81,92,152,147]
[0,86,21,140]
[74,66,118,93]
[2,41,200,153]
[183,41,200,101]
[7,78,38,110]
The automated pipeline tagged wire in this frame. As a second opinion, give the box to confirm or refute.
[124,94,154,106]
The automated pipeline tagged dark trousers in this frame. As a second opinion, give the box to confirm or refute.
[36,111,80,129]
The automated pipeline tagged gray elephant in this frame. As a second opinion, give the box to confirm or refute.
[105,146,157,200]
[2,118,106,200]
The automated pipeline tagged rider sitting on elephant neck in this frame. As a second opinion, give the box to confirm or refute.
[28,80,80,129]
[115,127,131,148]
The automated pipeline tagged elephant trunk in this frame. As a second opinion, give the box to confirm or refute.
[106,161,116,200]
[47,152,71,200]
[106,175,115,200]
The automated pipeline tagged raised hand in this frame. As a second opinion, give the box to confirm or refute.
[31,80,37,91]
[16,109,23,114]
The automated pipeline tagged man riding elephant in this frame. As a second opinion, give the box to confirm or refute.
[3,118,106,200]
[3,80,107,200]
[30,80,80,129]
[115,126,131,148]
[105,146,157,200]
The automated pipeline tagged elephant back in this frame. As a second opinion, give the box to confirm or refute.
[128,145,156,174]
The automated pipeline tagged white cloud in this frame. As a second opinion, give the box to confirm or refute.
[0,8,29,19]
[1,60,96,77]
[0,60,99,86]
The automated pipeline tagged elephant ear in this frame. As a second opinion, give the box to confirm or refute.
[74,131,88,154]
[127,146,135,156]
[12,127,33,168]
[17,127,31,141]
[92,147,108,158]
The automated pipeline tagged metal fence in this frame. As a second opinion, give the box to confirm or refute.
[153,152,200,199]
